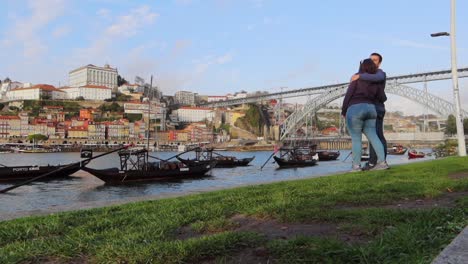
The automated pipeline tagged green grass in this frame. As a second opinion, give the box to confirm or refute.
[1,157,468,263]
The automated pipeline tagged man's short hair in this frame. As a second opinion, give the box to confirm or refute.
[371,52,383,63]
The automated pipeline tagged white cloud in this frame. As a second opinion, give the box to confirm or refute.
[106,5,159,37]
[6,0,67,58]
[52,25,71,38]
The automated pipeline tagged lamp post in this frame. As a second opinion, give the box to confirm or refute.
[431,0,466,156]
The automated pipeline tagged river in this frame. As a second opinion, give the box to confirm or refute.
[0,150,434,220]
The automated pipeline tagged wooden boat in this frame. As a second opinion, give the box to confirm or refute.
[82,148,215,184]
[408,149,425,159]
[388,145,407,155]
[273,146,318,168]
[176,148,255,168]
[0,161,87,182]
[317,151,340,161]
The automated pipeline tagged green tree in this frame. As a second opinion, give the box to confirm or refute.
[27,134,48,142]
[75,96,85,101]
[117,75,128,87]
[446,114,457,135]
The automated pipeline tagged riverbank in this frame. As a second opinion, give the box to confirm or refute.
[1,157,467,263]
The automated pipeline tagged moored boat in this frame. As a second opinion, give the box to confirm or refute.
[388,145,407,155]
[273,146,318,168]
[408,149,425,159]
[176,148,255,168]
[82,148,215,184]
[0,161,87,182]
[317,150,340,161]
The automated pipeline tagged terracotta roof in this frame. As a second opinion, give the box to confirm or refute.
[10,84,64,92]
[0,115,20,120]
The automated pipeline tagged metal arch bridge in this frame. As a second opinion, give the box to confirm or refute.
[199,67,468,108]
[279,82,468,140]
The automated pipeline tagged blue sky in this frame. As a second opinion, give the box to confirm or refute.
[1,0,467,114]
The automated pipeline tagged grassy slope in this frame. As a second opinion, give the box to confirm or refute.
[1,157,468,263]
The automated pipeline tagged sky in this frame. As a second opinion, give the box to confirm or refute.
[1,0,468,115]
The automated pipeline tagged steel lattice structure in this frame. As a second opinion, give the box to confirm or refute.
[279,83,468,140]
[199,67,468,108]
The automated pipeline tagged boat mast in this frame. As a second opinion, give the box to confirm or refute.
[146,75,153,152]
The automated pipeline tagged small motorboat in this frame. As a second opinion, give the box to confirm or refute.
[388,145,407,155]
[408,149,425,159]
[82,148,215,184]
[317,150,340,161]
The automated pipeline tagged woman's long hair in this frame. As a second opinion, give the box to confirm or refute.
[359,59,377,74]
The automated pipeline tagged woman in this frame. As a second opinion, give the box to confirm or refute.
[341,59,388,171]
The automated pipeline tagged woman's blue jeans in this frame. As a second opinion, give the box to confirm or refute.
[346,103,385,167]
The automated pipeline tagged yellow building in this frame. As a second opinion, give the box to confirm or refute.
[176,131,189,142]
[68,127,88,139]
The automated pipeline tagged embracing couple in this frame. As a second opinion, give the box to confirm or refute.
[341,53,389,172]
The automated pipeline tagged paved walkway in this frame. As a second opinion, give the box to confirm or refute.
[432,226,468,264]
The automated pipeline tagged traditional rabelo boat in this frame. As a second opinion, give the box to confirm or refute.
[0,161,87,183]
[408,149,425,159]
[82,148,215,184]
[388,145,407,155]
[273,146,318,168]
[176,148,255,168]
[316,150,340,161]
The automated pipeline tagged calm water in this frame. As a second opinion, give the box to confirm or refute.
[0,150,434,220]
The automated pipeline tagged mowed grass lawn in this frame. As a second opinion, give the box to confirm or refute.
[1,157,468,263]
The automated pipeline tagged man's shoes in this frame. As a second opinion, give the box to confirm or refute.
[370,161,390,171]
[349,165,362,172]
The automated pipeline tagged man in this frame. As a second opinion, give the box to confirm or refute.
[351,53,387,168]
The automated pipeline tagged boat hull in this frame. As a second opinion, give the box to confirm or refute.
[408,152,425,159]
[317,151,340,161]
[177,156,255,168]
[0,162,85,182]
[273,156,318,168]
[81,163,215,184]
[388,148,408,155]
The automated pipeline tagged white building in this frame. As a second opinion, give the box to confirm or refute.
[177,107,214,122]
[69,64,118,89]
[175,91,196,105]
[118,83,140,94]
[6,84,66,100]
[60,85,112,101]
[207,96,227,102]
[234,92,248,99]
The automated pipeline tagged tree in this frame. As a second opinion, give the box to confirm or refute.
[117,75,128,87]
[446,114,457,135]
[27,134,48,142]
[75,96,85,101]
